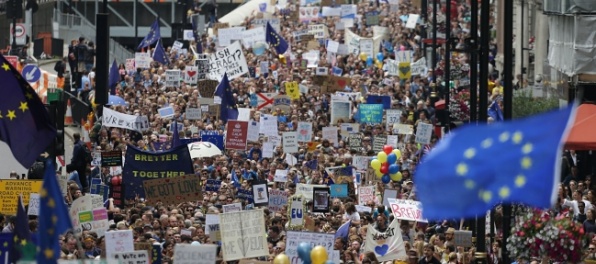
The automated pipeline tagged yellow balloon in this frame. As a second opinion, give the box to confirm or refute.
[273,254,291,264]
[311,246,328,264]
[360,52,368,61]
[390,172,402,181]
[375,170,384,178]
[377,151,388,163]
[392,149,402,159]
[370,159,381,170]
[376,61,383,69]
[279,54,287,64]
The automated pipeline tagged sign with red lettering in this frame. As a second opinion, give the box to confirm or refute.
[5,56,18,69]
[225,121,248,150]
[387,198,428,223]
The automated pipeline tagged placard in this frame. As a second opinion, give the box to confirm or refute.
[158,106,175,119]
[415,122,433,145]
[454,230,473,247]
[27,193,40,216]
[186,108,202,120]
[198,80,219,98]
[282,132,298,153]
[165,70,181,87]
[372,136,386,153]
[358,185,375,205]
[173,244,217,264]
[330,184,348,198]
[184,66,199,84]
[109,250,149,264]
[0,180,42,215]
[286,231,336,264]
[386,109,402,131]
[394,124,414,135]
[101,150,123,167]
[252,182,269,206]
[348,133,363,153]
[212,22,229,35]
[142,175,202,204]
[134,52,152,69]
[274,169,288,182]
[218,27,246,47]
[220,210,269,261]
[222,202,243,213]
[207,41,249,81]
[312,187,330,213]
[387,198,428,223]
[288,195,305,228]
[225,121,248,150]
[105,230,135,257]
[358,104,384,124]
[268,189,288,212]
[372,183,395,205]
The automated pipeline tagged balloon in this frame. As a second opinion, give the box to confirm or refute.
[370,159,381,170]
[366,57,373,67]
[377,52,384,61]
[311,246,328,264]
[324,261,335,264]
[360,52,368,61]
[274,254,291,264]
[383,145,394,154]
[279,54,287,65]
[387,153,397,164]
[381,174,391,184]
[380,164,389,174]
[390,172,403,181]
[375,61,383,69]
[392,149,402,159]
[375,170,384,178]
[377,152,388,163]
[297,242,313,263]
[389,164,399,174]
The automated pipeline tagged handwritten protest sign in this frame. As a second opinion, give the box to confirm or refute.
[268,189,289,212]
[388,198,428,223]
[220,210,269,261]
[142,175,202,204]
[207,42,249,81]
[173,244,217,264]
[358,104,384,124]
[358,186,375,205]
[109,250,149,264]
[415,122,433,145]
[286,231,337,264]
[105,230,134,257]
[27,193,40,215]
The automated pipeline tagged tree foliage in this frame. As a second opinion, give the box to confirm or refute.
[512,90,560,119]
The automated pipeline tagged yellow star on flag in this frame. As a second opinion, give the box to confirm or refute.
[1,63,9,71]
[44,248,54,259]
[19,102,28,112]
[6,110,16,120]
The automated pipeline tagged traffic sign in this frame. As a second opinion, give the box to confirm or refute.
[10,24,25,37]
[21,64,41,83]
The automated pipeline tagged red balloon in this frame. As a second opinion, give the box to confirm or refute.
[383,145,393,154]
[111,176,122,186]
[380,165,389,174]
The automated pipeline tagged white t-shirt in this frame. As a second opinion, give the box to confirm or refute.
[344,211,361,222]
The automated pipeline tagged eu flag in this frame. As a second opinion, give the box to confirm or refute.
[488,100,504,122]
[0,233,12,264]
[11,196,32,263]
[152,39,170,65]
[415,106,576,220]
[171,120,181,148]
[0,54,56,168]
[265,22,288,54]
[108,59,119,95]
[36,160,72,264]
[214,73,239,123]
[137,19,161,50]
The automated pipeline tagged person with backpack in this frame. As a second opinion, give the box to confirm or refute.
[70,133,91,193]
[54,57,67,89]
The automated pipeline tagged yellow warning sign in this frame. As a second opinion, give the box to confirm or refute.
[0,180,43,215]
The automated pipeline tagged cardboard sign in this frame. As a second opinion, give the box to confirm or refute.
[0,180,42,215]
[454,230,473,247]
[198,80,219,98]
[105,230,135,257]
[286,232,337,264]
[173,244,217,264]
[186,108,202,120]
[225,121,248,150]
[220,210,269,261]
[101,150,122,167]
[268,189,289,212]
[212,22,230,35]
[318,76,351,93]
[142,175,202,204]
[387,198,428,223]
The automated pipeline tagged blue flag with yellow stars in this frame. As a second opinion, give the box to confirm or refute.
[265,22,288,54]
[214,73,239,124]
[152,39,170,65]
[0,54,56,168]
[137,19,161,50]
[0,233,12,264]
[11,195,32,263]
[36,160,72,264]
[415,105,576,220]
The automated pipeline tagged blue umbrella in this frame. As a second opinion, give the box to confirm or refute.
[107,95,128,106]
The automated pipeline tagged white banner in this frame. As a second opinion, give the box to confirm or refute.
[220,210,269,261]
[387,198,428,223]
[208,42,249,81]
[102,107,149,133]
[218,27,246,47]
[365,219,407,261]
[173,244,217,264]
[296,184,327,201]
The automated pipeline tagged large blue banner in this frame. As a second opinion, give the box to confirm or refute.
[122,144,194,200]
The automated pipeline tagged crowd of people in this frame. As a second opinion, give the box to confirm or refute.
[4,0,596,263]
